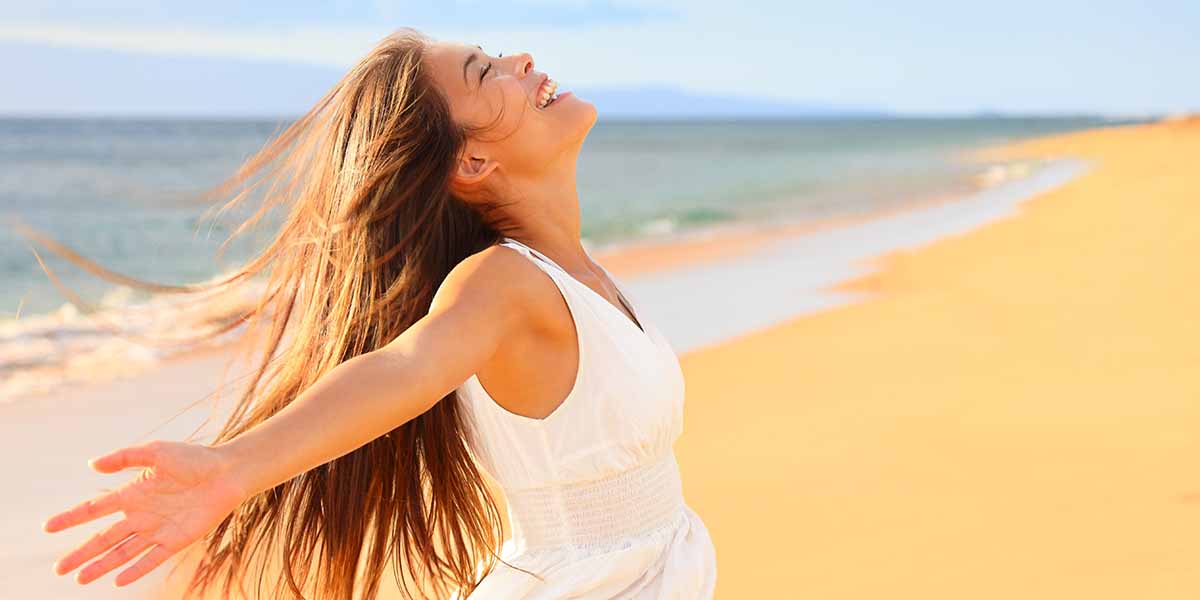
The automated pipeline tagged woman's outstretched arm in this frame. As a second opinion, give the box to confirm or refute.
[42,246,540,587]
[215,247,537,498]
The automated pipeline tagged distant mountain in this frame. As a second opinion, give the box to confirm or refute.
[568,85,884,119]
[0,41,341,117]
[0,41,883,119]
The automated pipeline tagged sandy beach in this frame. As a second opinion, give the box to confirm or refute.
[4,118,1196,598]
[674,117,1200,597]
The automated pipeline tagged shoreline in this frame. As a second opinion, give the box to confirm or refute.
[4,151,1045,404]
[586,154,1047,277]
[611,157,1087,356]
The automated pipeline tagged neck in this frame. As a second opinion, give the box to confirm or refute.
[500,152,595,273]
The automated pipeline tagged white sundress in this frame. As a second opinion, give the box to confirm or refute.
[450,236,717,599]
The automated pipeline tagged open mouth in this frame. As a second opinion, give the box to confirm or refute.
[535,77,561,109]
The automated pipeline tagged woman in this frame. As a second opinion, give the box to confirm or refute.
[38,28,716,599]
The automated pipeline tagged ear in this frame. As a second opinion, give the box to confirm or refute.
[452,153,500,189]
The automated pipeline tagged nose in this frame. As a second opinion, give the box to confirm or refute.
[511,52,534,77]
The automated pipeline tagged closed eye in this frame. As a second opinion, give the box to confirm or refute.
[480,52,502,84]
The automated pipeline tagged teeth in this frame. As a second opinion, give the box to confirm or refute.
[537,79,558,108]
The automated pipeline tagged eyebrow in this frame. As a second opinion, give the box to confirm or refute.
[462,45,482,90]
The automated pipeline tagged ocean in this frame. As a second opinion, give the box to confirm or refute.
[0,115,1128,397]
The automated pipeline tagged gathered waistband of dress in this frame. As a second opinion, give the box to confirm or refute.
[504,451,686,551]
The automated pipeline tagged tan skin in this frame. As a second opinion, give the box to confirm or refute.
[41,39,643,588]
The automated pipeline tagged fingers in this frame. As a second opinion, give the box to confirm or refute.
[43,490,123,533]
[53,518,132,575]
[75,533,154,585]
[115,545,174,587]
[44,443,161,532]
[89,442,161,474]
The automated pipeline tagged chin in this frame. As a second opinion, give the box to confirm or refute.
[547,97,595,146]
[569,96,598,136]
[575,116,598,148]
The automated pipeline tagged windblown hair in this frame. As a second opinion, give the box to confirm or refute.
[14,28,532,598]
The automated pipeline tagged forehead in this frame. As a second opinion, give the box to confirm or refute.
[425,41,479,97]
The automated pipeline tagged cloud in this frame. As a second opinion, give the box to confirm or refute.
[3,0,679,29]
[0,23,387,67]
[0,4,797,98]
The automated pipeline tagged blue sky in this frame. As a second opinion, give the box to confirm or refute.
[1,0,1197,115]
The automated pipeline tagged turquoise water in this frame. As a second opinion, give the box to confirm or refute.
[0,116,1125,319]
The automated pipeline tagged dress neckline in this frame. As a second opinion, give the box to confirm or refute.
[501,236,654,343]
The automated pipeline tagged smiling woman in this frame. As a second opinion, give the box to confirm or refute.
[31,26,715,600]
[422,38,595,206]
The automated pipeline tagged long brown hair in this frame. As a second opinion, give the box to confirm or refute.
[14,28,530,598]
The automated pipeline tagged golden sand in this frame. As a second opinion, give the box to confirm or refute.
[673,119,1200,598]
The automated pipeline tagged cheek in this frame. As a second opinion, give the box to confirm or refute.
[462,82,527,131]
[483,82,560,169]
[494,83,548,142]
[498,82,535,130]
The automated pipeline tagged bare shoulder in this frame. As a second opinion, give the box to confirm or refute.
[429,243,561,335]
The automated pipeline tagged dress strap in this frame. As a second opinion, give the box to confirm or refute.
[501,237,563,273]
[501,237,649,336]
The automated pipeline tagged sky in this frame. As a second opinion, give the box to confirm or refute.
[1,0,1197,116]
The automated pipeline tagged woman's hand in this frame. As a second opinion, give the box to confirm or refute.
[43,439,249,587]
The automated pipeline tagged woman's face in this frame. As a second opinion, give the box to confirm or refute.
[423,40,597,192]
